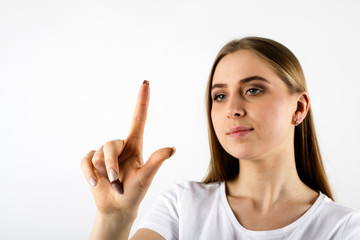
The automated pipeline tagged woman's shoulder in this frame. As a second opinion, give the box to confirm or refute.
[162,180,224,201]
[320,192,360,216]
[171,180,223,193]
[317,192,360,235]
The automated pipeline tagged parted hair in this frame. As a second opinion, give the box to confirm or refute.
[203,36,334,201]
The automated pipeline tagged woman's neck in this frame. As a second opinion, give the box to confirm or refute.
[226,148,316,213]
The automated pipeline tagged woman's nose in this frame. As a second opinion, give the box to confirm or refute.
[226,96,245,119]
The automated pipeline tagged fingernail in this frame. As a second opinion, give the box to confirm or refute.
[112,181,124,194]
[89,177,97,187]
[169,147,176,158]
[143,80,149,85]
[108,169,117,182]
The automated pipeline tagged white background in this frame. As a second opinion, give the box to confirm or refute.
[1,0,359,239]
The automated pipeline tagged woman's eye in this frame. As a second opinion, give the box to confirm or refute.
[213,94,225,102]
[246,88,262,95]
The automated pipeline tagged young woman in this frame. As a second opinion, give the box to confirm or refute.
[81,37,360,239]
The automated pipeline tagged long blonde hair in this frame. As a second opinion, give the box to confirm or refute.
[203,36,334,201]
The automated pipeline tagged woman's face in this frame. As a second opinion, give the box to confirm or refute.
[211,50,299,161]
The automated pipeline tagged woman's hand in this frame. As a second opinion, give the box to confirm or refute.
[80,80,175,218]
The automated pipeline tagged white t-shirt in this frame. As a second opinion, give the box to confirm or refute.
[137,181,360,240]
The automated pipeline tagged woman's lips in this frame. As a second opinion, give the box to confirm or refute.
[228,130,253,138]
[227,126,254,138]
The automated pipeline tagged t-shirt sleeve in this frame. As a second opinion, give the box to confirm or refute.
[341,211,360,240]
[136,183,185,240]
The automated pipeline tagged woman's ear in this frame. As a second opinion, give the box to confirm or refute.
[293,92,310,126]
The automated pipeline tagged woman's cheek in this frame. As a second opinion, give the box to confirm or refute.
[211,110,220,135]
[211,109,227,143]
[260,99,290,140]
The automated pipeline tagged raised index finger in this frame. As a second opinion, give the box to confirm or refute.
[128,80,150,141]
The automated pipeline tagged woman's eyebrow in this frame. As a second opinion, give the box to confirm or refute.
[211,76,270,91]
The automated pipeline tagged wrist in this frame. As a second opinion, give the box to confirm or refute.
[90,210,137,240]
[97,209,137,224]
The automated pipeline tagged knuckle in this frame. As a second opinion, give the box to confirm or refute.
[84,169,93,178]
[92,154,104,167]
[92,159,103,169]
[113,139,125,149]
[104,139,125,152]
[117,139,125,146]
[80,150,95,167]
[134,116,145,123]
[103,141,114,149]
[92,149,102,158]
[104,140,120,147]
[88,150,96,155]
[80,163,92,177]
[93,149,103,158]
[92,147,103,159]
[138,101,149,107]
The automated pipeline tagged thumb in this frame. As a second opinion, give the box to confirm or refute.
[139,147,176,187]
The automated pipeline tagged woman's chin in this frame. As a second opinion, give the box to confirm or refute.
[228,152,255,161]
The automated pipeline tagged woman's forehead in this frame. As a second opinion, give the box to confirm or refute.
[212,50,279,85]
